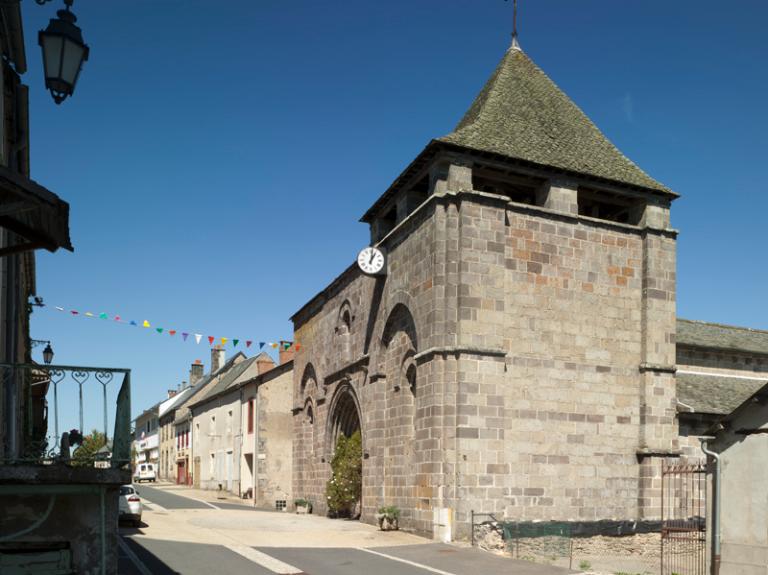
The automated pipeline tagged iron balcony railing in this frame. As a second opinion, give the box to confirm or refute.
[0,363,131,468]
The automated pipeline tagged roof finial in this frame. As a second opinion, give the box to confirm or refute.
[507,0,521,50]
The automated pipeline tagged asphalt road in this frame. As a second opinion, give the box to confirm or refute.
[136,484,253,511]
[119,484,571,575]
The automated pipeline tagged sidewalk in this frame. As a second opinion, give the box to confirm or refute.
[151,481,255,508]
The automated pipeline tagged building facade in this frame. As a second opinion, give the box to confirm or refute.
[291,42,679,538]
[240,350,294,509]
[188,352,274,494]
[133,404,159,468]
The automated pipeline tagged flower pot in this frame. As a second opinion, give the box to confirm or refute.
[378,516,399,531]
[296,505,311,514]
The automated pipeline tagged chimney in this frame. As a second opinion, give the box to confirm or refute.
[211,345,225,374]
[279,341,295,365]
[189,360,204,386]
[256,354,275,375]
[167,389,177,399]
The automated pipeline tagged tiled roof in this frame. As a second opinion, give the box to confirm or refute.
[677,319,768,356]
[677,372,768,415]
[438,46,672,195]
[172,353,246,423]
[187,353,270,408]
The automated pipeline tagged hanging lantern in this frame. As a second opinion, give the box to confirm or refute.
[38,0,89,104]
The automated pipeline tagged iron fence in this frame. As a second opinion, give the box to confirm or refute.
[0,363,131,468]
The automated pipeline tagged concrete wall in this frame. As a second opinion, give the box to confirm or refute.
[241,366,293,509]
[712,407,768,574]
[292,156,679,537]
[0,467,127,575]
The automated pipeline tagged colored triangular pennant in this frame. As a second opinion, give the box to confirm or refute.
[259,342,265,349]
[99,312,108,319]
[295,344,301,351]
[271,343,278,349]
[156,328,164,334]
[55,306,64,311]
[207,336,214,345]
[246,340,252,348]
[221,337,228,346]
[142,320,150,328]
[85,312,94,317]
[182,333,189,341]
[114,315,121,322]
[169,330,176,336]
[194,334,202,344]
[283,342,291,350]
[71,310,79,315]
[130,320,137,326]
[232,339,239,347]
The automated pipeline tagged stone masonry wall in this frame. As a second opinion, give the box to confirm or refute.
[292,159,679,538]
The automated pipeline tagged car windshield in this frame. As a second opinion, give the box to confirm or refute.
[119,486,134,496]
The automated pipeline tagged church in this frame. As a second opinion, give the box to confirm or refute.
[288,34,768,543]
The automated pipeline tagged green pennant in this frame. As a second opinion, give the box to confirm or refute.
[232,339,239,347]
[156,328,164,334]
[283,342,291,350]
[99,312,108,319]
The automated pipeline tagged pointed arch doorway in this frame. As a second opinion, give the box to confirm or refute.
[326,383,363,518]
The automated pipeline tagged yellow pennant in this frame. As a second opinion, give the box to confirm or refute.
[221,337,228,345]
[143,320,151,328]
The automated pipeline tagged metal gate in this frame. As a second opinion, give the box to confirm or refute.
[661,461,708,575]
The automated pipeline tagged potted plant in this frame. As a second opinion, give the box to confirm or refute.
[295,498,312,514]
[376,505,400,531]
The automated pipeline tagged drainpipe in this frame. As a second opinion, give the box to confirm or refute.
[700,438,720,575]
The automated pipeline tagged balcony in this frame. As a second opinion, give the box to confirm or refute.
[0,363,131,574]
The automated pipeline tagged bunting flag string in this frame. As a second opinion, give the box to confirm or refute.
[42,302,300,352]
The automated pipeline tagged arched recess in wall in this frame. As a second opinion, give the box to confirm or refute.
[326,380,362,449]
[303,398,316,453]
[301,363,318,400]
[380,303,419,457]
[336,300,354,364]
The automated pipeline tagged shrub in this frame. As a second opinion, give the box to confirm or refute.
[294,498,312,508]
[579,560,592,571]
[377,505,400,520]
[325,430,362,517]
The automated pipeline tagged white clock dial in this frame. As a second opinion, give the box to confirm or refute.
[357,246,386,275]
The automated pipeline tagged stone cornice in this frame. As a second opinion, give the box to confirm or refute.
[414,346,507,362]
[639,363,677,374]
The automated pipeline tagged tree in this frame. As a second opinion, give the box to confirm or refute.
[325,430,362,518]
[72,429,107,466]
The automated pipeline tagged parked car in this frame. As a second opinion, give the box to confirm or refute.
[118,485,142,526]
[133,462,156,483]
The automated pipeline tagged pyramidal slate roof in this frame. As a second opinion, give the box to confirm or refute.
[438,45,672,195]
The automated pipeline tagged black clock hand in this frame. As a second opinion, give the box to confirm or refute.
[369,251,375,264]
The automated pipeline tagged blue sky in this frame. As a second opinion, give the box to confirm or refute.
[21,0,768,431]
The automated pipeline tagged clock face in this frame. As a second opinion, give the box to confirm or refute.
[357,246,386,275]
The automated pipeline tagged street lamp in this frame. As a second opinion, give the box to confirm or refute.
[38,0,89,104]
[42,343,54,365]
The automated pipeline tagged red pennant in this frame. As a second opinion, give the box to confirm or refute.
[114,315,121,322]
[169,330,177,336]
[295,344,301,351]
[207,336,214,345]
[71,310,79,315]
[246,340,252,348]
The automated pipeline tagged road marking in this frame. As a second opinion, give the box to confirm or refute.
[357,547,458,575]
[118,537,153,575]
[225,545,303,574]
[192,498,221,509]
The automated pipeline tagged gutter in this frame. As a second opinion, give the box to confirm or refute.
[700,438,721,575]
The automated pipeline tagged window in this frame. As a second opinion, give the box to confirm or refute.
[209,453,215,476]
[195,423,200,443]
[248,399,254,434]
[275,500,287,511]
[210,415,215,433]
[227,410,233,435]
